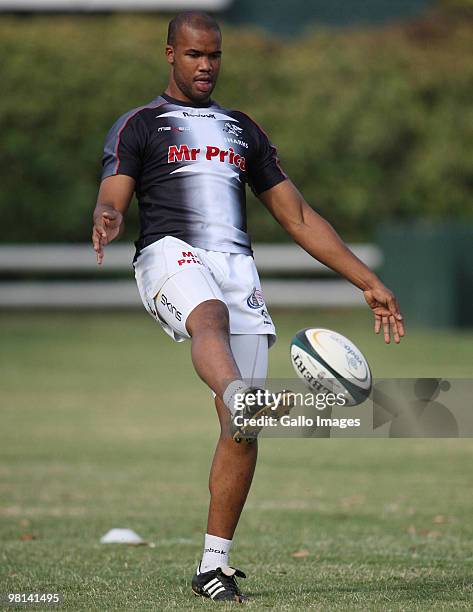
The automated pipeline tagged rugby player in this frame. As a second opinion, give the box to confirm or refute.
[92,11,404,603]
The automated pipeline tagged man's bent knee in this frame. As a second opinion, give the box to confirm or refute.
[186,299,230,336]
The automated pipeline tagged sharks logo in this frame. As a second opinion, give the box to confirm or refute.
[223,122,244,137]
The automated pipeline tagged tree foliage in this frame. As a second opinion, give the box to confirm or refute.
[0,11,472,243]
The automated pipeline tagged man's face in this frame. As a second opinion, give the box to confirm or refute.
[166,26,222,103]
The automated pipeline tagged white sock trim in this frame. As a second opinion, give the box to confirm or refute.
[222,380,250,416]
[200,533,233,573]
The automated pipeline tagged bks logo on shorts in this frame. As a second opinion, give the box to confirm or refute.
[177,251,203,267]
[159,292,182,321]
[247,287,265,309]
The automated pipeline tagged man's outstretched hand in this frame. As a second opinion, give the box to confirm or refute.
[363,284,405,344]
[92,207,123,265]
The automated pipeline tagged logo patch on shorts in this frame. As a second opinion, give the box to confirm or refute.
[247,287,265,309]
[159,292,182,321]
[177,251,203,266]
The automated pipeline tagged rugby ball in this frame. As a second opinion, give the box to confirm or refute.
[290,328,372,406]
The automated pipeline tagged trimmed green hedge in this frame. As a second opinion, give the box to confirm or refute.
[0,11,472,243]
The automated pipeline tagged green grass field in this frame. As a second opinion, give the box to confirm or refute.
[1,310,473,611]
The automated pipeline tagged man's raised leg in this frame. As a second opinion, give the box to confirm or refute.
[186,299,246,403]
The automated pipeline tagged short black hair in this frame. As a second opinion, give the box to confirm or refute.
[167,11,221,46]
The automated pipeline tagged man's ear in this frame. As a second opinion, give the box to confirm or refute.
[165,45,175,65]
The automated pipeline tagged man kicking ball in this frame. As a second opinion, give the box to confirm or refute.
[92,11,404,603]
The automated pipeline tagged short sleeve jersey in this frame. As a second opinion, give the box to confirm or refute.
[102,94,287,258]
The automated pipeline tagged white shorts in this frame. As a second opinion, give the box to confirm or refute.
[133,236,276,347]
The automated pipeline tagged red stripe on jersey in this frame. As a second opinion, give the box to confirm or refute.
[236,111,288,180]
[114,100,167,175]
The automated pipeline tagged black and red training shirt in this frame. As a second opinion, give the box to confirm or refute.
[102,93,287,258]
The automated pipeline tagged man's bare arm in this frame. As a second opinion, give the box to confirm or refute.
[92,175,135,265]
[259,179,405,344]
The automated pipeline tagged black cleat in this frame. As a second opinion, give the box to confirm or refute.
[192,564,247,602]
[231,388,295,443]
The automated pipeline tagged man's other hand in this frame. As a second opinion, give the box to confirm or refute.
[92,207,123,265]
[363,284,405,344]
[92,175,135,265]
